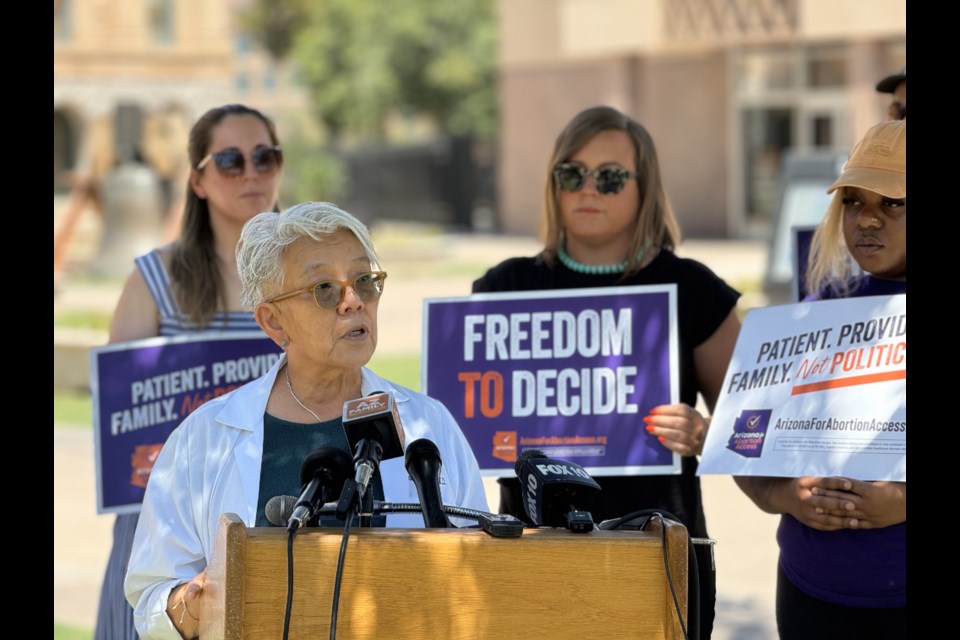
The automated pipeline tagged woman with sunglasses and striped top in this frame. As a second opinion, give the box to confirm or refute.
[95,104,284,640]
[473,106,741,639]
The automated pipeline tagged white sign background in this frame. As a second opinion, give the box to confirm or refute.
[698,295,905,481]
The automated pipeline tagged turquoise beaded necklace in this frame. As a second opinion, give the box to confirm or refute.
[557,244,644,275]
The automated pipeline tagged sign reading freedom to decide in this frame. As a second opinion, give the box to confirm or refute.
[92,332,282,514]
[423,286,680,477]
[698,294,906,481]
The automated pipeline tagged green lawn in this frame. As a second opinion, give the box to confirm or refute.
[54,390,93,426]
[54,622,92,640]
[366,352,421,391]
[53,309,113,331]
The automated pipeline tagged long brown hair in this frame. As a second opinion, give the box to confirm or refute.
[541,106,681,275]
[169,104,280,326]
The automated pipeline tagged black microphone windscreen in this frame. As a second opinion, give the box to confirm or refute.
[403,438,451,528]
[405,438,442,468]
[515,452,601,528]
[514,448,547,476]
[299,446,354,487]
[265,494,298,526]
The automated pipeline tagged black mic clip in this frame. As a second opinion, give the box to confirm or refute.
[475,512,525,538]
[335,479,361,521]
[566,510,594,533]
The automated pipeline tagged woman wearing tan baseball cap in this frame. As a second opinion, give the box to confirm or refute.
[736,119,906,639]
[807,118,906,298]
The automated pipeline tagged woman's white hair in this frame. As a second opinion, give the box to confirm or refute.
[237,202,381,309]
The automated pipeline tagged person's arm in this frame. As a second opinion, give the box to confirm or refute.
[125,424,208,639]
[163,571,206,640]
[693,309,741,412]
[806,478,906,529]
[109,266,161,343]
[733,475,903,531]
[645,309,741,455]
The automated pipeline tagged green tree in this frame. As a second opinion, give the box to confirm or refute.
[386,0,497,140]
[243,0,497,143]
[293,0,398,144]
[237,0,313,60]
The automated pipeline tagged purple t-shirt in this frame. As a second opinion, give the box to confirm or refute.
[780,275,906,607]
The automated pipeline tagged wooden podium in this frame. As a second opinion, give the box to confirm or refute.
[201,513,688,639]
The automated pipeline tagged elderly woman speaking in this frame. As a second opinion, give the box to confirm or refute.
[125,202,487,639]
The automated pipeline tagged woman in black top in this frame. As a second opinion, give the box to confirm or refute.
[473,106,741,639]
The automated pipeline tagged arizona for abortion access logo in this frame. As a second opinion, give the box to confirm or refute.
[130,443,163,488]
[727,409,773,458]
[492,431,517,462]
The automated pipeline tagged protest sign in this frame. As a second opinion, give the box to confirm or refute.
[92,332,281,513]
[699,295,906,481]
[423,286,679,476]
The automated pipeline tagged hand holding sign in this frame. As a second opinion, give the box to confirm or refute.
[643,403,708,457]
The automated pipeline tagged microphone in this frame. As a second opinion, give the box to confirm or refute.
[336,391,406,521]
[288,446,354,533]
[265,494,298,526]
[404,439,452,528]
[514,449,601,533]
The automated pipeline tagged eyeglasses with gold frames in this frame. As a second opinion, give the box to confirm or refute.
[265,271,387,308]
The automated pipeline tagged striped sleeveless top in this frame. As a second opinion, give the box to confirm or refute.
[135,249,261,335]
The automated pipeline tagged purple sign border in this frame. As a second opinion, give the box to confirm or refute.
[422,285,680,478]
[91,331,280,514]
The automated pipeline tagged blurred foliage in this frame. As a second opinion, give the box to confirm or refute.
[237,0,313,60]
[54,390,93,426]
[386,1,497,140]
[242,0,497,142]
[278,135,349,206]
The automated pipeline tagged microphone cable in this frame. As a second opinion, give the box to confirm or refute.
[599,508,699,640]
[281,500,524,639]
[329,510,354,640]
[650,512,690,640]
[282,527,295,640]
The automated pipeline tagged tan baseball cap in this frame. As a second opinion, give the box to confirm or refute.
[827,120,905,199]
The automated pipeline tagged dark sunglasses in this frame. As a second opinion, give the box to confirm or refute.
[553,163,637,195]
[196,145,283,177]
[266,271,388,309]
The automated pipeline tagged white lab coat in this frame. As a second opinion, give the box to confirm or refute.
[124,354,488,639]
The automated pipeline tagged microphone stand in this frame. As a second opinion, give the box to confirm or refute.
[358,483,375,528]
[341,439,382,527]
[316,501,525,538]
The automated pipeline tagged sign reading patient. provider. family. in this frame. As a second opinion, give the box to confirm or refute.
[92,333,282,514]
[423,286,680,477]
[698,294,905,481]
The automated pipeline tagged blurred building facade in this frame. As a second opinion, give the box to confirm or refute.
[53,0,303,194]
[497,0,906,238]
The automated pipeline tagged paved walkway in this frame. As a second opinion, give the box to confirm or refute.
[53,227,779,638]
